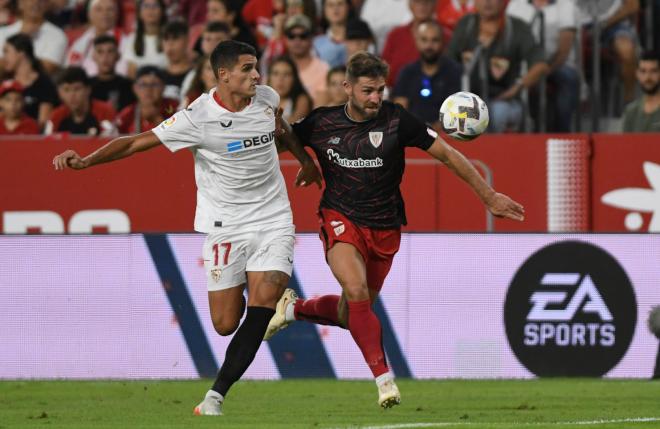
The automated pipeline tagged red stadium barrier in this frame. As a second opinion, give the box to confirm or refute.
[1,134,658,233]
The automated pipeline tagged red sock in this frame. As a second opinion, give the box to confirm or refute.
[294,295,342,327]
[347,299,389,378]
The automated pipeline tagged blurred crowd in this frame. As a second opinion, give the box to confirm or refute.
[0,0,657,136]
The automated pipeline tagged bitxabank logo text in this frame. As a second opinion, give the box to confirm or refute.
[505,241,637,376]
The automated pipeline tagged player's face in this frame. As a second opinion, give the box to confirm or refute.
[222,54,260,98]
[637,60,660,95]
[416,23,442,64]
[92,42,119,74]
[345,75,386,120]
[0,92,24,119]
[58,82,91,112]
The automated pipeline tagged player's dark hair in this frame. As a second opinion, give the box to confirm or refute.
[162,19,188,39]
[209,40,257,78]
[639,50,660,65]
[205,20,230,34]
[93,34,118,47]
[346,52,389,82]
[55,66,90,87]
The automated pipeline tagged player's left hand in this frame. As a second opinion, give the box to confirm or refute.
[485,192,525,221]
[296,161,322,189]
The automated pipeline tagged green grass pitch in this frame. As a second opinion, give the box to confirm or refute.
[1,379,660,429]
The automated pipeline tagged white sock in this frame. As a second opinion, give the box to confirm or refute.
[206,389,224,403]
[284,301,296,322]
[375,372,394,387]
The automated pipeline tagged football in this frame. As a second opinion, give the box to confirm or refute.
[439,91,489,141]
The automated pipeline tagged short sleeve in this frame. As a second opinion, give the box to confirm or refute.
[291,109,318,145]
[260,85,281,110]
[152,109,202,152]
[397,106,436,150]
[557,0,578,29]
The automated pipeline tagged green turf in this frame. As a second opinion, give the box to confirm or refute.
[1,379,660,429]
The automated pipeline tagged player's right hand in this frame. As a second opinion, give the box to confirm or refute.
[53,150,88,170]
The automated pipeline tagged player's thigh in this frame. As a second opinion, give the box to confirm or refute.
[365,228,401,292]
[245,224,295,308]
[326,242,369,301]
[208,285,246,336]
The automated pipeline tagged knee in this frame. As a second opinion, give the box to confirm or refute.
[213,318,239,336]
[341,281,369,302]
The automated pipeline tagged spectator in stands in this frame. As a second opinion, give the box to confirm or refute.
[267,55,312,122]
[66,0,125,77]
[436,0,474,32]
[115,65,177,133]
[161,20,193,101]
[45,66,117,136]
[0,80,39,134]
[176,0,207,28]
[578,0,639,103]
[392,21,461,130]
[200,21,231,56]
[181,55,215,107]
[319,64,348,106]
[179,22,230,105]
[2,34,58,128]
[89,35,135,112]
[121,0,167,79]
[314,0,352,68]
[507,0,579,132]
[0,0,68,74]
[622,50,660,132]
[0,0,17,26]
[284,14,329,106]
[360,0,412,53]
[242,0,317,50]
[446,0,548,132]
[189,0,258,54]
[344,18,375,57]
[381,0,436,88]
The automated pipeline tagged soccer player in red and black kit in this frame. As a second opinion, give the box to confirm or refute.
[265,52,525,408]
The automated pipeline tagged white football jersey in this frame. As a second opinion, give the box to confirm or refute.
[152,85,293,233]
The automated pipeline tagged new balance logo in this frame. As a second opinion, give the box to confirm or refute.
[527,273,613,322]
[220,120,232,128]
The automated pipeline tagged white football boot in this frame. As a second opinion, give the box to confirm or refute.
[193,391,223,416]
[263,288,298,340]
[377,378,401,409]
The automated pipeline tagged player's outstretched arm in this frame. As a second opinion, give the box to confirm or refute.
[427,137,525,221]
[53,131,162,170]
[275,110,322,188]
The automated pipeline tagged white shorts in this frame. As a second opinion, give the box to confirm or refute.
[202,224,295,291]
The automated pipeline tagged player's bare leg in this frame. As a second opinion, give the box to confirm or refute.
[195,271,288,416]
[194,284,247,415]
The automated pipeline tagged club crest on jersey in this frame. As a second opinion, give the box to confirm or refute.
[369,131,383,148]
[330,220,345,236]
[210,268,222,283]
[264,106,274,119]
[161,116,176,129]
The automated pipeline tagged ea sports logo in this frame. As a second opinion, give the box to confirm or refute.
[505,241,637,376]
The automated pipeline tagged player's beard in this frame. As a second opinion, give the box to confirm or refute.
[641,81,659,95]
[352,99,380,120]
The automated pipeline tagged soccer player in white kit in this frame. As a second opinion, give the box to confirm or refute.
[53,40,322,416]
